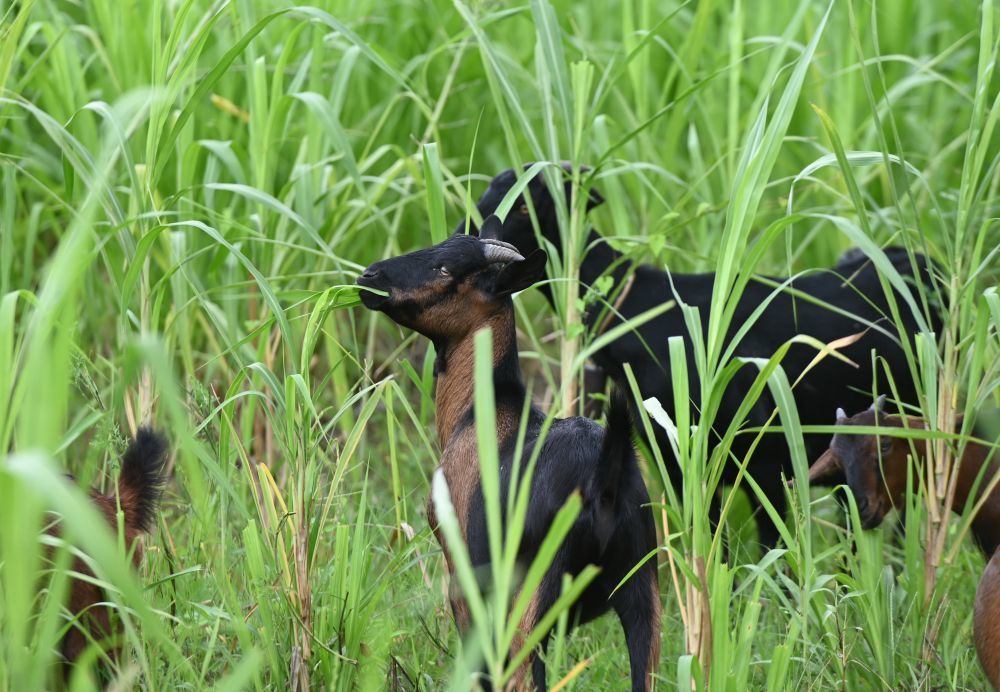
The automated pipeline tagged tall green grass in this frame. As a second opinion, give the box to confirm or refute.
[0,0,997,689]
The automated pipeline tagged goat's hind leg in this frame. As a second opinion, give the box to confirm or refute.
[612,561,661,692]
[508,566,566,691]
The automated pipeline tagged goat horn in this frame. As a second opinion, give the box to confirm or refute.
[480,238,524,264]
[869,394,887,413]
[836,407,847,421]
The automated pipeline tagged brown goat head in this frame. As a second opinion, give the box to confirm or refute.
[356,217,547,341]
[807,398,920,528]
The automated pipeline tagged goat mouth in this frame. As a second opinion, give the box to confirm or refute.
[859,504,886,529]
[360,292,387,309]
[356,278,390,310]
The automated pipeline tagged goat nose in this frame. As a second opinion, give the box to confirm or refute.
[361,266,381,279]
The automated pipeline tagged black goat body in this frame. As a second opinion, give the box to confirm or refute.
[460,166,941,548]
[357,226,659,690]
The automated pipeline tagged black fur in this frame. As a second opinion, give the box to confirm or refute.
[118,427,169,532]
[460,165,942,549]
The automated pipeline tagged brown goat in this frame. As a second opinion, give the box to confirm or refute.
[978,551,1000,688]
[807,399,1000,687]
[57,428,168,672]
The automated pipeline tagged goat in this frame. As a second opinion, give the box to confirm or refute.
[357,218,659,691]
[979,552,1000,689]
[807,399,1000,687]
[57,428,168,671]
[457,164,940,549]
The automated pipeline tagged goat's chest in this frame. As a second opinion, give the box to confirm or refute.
[428,428,482,542]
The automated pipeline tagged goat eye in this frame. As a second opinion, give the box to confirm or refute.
[438,266,450,276]
[518,203,529,215]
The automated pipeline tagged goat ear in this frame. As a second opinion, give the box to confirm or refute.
[479,215,503,240]
[494,249,547,296]
[808,448,845,485]
[559,161,592,175]
[563,179,605,211]
[453,216,478,237]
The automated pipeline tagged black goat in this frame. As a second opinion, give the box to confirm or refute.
[458,165,940,548]
[357,220,659,690]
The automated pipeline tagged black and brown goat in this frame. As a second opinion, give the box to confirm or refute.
[357,219,659,690]
[57,428,168,670]
[459,165,940,548]
[807,400,1000,687]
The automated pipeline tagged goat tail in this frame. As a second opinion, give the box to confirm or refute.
[117,427,169,533]
[594,385,635,504]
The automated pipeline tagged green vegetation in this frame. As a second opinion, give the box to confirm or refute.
[1,0,998,688]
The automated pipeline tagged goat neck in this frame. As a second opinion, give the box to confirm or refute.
[576,229,637,333]
[954,440,1000,555]
[578,230,628,290]
[433,307,525,448]
[899,415,1000,555]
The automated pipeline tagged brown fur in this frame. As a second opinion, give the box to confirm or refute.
[645,568,662,682]
[434,309,512,446]
[437,427,482,544]
[431,316,521,633]
[975,549,1000,689]
[808,411,999,542]
[433,312,517,542]
[808,407,1000,685]
[54,431,167,673]
[509,589,543,690]
[58,491,148,665]
[427,497,472,631]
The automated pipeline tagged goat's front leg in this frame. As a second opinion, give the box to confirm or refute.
[428,500,473,632]
[448,585,472,632]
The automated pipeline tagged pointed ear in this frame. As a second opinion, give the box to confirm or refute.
[453,216,479,237]
[494,249,547,296]
[479,215,503,240]
[563,179,604,211]
[808,449,845,485]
